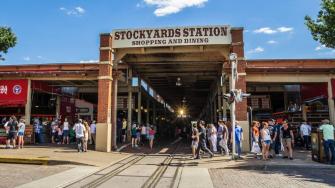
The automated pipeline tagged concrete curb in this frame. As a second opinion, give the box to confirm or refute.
[0,156,49,165]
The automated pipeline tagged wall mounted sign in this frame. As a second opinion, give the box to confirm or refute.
[112,25,232,48]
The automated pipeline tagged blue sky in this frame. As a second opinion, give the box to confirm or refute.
[0,0,334,65]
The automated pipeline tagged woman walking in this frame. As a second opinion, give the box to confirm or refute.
[83,120,90,152]
[281,121,294,160]
[17,118,26,149]
[191,124,199,159]
[62,118,70,144]
[261,122,271,160]
[131,124,138,148]
[208,124,218,153]
[148,126,156,150]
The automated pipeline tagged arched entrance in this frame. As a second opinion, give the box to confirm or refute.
[95,25,249,152]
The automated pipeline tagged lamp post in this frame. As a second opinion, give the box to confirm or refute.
[229,53,238,160]
[225,53,250,160]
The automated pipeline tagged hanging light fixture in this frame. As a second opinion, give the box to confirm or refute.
[176,77,182,86]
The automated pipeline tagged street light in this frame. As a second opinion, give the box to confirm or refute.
[226,53,250,160]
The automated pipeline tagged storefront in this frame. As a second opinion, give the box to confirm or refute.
[0,25,334,152]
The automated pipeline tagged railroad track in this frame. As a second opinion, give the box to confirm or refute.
[63,154,145,188]
[63,139,184,188]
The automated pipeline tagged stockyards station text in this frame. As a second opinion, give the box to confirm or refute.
[113,26,229,47]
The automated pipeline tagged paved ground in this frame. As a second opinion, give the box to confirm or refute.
[1,142,335,188]
[0,144,128,167]
[0,163,71,188]
[209,166,335,188]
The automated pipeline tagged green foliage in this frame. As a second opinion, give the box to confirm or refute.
[305,0,335,48]
[0,26,17,60]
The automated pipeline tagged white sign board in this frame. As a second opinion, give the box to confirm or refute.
[112,25,232,48]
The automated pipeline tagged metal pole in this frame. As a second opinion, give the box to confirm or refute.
[127,69,132,142]
[231,59,236,159]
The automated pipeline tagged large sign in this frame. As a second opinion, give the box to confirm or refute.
[0,79,28,106]
[112,25,232,48]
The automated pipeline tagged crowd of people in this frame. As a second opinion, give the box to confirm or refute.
[2,116,25,149]
[190,119,244,159]
[1,115,97,152]
[188,118,334,165]
[130,123,156,150]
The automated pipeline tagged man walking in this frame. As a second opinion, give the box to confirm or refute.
[300,120,311,150]
[272,120,282,157]
[195,120,214,159]
[319,119,335,165]
[233,121,243,158]
[90,120,96,145]
[217,120,229,156]
[73,119,86,152]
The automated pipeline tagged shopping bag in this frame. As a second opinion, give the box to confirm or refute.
[281,143,285,151]
[251,141,261,154]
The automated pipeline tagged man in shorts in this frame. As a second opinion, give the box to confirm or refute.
[6,116,18,149]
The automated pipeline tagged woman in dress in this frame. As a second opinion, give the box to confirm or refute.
[83,120,90,152]
[209,124,218,153]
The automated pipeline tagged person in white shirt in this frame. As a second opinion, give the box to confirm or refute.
[300,121,312,150]
[90,120,96,145]
[73,119,86,152]
[62,118,70,144]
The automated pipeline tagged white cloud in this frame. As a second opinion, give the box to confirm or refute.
[143,0,208,16]
[75,7,85,14]
[247,46,264,54]
[254,27,277,34]
[60,6,85,16]
[315,45,326,51]
[277,27,293,33]
[79,60,99,63]
[23,57,30,61]
[254,26,294,34]
[267,40,277,44]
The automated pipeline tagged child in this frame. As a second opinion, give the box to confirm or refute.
[57,126,62,144]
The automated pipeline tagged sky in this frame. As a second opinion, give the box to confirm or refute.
[0,0,334,65]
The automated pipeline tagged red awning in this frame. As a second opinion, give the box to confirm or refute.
[0,79,28,107]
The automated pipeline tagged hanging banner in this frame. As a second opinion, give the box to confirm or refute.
[0,79,28,106]
[112,25,232,48]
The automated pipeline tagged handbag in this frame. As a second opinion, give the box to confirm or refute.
[251,141,261,154]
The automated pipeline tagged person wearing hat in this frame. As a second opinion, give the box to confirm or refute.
[90,120,96,145]
[319,119,335,165]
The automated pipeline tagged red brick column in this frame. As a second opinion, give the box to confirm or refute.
[231,28,247,121]
[96,34,113,152]
[231,28,249,151]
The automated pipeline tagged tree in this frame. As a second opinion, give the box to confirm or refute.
[0,26,17,61]
[305,0,335,48]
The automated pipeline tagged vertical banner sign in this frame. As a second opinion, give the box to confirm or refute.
[112,25,232,48]
[0,79,28,106]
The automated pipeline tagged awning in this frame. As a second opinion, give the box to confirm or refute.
[0,79,28,107]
